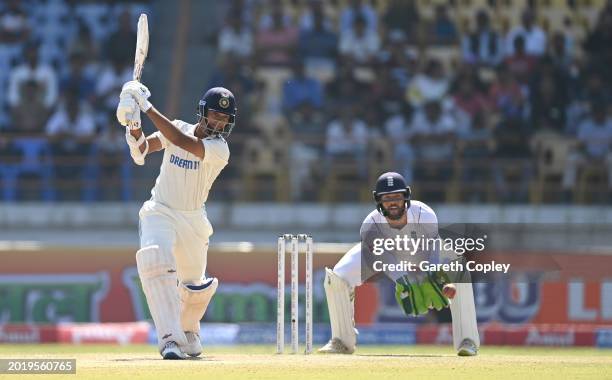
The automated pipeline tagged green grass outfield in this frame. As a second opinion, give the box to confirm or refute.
[0,344,611,380]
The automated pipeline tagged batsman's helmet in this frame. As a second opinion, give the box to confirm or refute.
[197,87,237,138]
[372,172,411,216]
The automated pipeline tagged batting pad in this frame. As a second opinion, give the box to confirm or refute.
[450,281,480,350]
[324,268,358,350]
[136,246,188,350]
[179,277,219,333]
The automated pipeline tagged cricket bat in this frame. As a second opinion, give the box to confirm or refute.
[133,13,149,82]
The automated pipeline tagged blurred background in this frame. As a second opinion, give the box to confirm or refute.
[1,0,612,348]
[1,0,612,204]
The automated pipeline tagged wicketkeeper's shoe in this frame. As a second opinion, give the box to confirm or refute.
[182,331,202,357]
[317,337,354,354]
[457,338,478,356]
[161,341,187,360]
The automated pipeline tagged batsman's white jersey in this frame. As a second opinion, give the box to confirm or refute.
[331,200,480,351]
[150,120,229,211]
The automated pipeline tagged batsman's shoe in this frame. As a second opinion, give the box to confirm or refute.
[183,331,202,357]
[161,341,187,360]
[457,338,478,356]
[318,338,354,354]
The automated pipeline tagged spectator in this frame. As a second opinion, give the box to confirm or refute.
[492,118,532,202]
[371,64,407,116]
[97,122,127,200]
[384,102,415,183]
[298,3,338,65]
[282,60,323,114]
[566,71,612,134]
[457,112,495,202]
[104,10,136,70]
[562,99,612,199]
[548,31,574,71]
[406,58,449,109]
[325,104,369,178]
[325,61,370,106]
[411,100,457,200]
[9,79,49,135]
[529,58,569,132]
[225,0,257,26]
[67,23,100,75]
[583,8,612,83]
[461,9,504,67]
[339,0,377,35]
[577,71,612,106]
[218,11,254,59]
[429,4,458,45]
[258,0,292,30]
[488,64,527,121]
[0,0,29,44]
[503,35,538,84]
[378,31,415,90]
[505,8,547,57]
[254,1,298,66]
[411,100,457,162]
[339,15,380,65]
[299,0,333,32]
[61,53,97,104]
[288,103,325,200]
[45,92,97,200]
[452,69,491,124]
[8,41,58,112]
[73,0,113,42]
[381,0,419,43]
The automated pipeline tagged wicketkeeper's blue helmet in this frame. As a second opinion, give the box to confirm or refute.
[197,87,237,138]
[373,172,411,216]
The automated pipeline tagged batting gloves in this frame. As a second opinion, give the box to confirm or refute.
[121,80,152,112]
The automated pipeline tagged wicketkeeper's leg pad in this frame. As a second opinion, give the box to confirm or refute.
[136,245,188,351]
[324,267,357,351]
[450,281,480,351]
[179,277,218,333]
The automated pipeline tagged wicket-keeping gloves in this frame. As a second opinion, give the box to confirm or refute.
[121,80,152,112]
[395,272,451,317]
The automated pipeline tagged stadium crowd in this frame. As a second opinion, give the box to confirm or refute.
[213,0,612,203]
[0,0,150,201]
[1,0,611,204]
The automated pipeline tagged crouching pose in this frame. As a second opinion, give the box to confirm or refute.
[116,81,236,359]
[319,172,480,356]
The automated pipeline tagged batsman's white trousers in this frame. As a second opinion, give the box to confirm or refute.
[139,200,213,283]
[333,243,480,350]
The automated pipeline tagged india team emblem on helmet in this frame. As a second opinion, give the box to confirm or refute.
[219,95,230,109]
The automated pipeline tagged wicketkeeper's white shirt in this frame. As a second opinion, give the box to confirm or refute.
[149,120,229,211]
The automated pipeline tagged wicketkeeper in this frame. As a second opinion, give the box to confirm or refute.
[319,172,480,356]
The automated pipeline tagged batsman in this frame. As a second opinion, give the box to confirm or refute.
[319,172,480,356]
[116,82,236,359]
